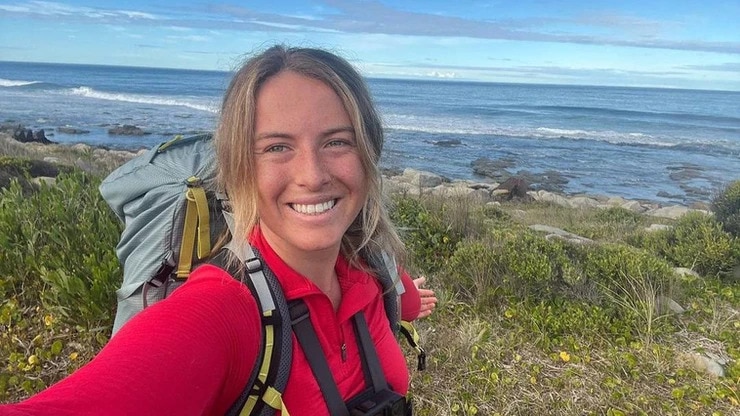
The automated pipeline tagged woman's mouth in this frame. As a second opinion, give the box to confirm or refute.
[290,199,336,215]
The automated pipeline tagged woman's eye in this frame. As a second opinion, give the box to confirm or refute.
[265,144,287,153]
[327,139,351,147]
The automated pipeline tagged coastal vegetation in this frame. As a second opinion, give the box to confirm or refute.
[1,137,738,414]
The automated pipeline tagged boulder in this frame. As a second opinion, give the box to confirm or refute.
[495,177,530,200]
[529,224,593,245]
[108,124,147,136]
[397,168,445,188]
[57,126,91,134]
[646,205,693,219]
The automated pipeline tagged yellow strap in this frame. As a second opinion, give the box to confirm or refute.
[400,320,426,370]
[177,189,198,278]
[157,134,183,152]
[239,311,282,416]
[257,312,275,382]
[177,184,211,279]
[236,387,289,416]
[400,320,422,354]
[188,185,211,258]
[262,387,289,415]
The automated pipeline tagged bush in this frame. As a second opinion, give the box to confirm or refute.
[444,239,503,309]
[390,196,461,273]
[0,172,122,401]
[636,212,737,279]
[581,244,674,294]
[711,180,740,237]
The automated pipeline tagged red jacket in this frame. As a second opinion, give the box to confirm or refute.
[1,230,419,415]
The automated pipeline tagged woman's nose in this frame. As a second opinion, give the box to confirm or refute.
[295,150,331,190]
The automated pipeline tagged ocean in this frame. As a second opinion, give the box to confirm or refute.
[2,61,739,205]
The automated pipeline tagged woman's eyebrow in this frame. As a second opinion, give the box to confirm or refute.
[256,126,354,141]
[256,131,292,141]
[321,126,354,137]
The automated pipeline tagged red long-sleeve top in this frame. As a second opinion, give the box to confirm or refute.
[1,230,420,415]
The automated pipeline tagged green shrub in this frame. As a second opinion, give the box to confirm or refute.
[581,243,674,295]
[579,244,677,341]
[711,180,740,237]
[636,212,737,278]
[496,228,579,298]
[0,171,121,324]
[0,171,122,401]
[569,207,647,241]
[390,196,461,273]
[444,239,503,309]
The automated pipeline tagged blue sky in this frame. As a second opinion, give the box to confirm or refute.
[1,0,738,90]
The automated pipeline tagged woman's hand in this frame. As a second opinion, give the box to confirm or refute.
[413,276,437,319]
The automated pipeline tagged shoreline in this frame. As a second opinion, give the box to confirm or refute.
[0,131,711,219]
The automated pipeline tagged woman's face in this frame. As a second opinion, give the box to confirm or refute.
[253,71,368,262]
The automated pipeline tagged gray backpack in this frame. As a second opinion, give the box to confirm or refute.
[99,134,424,415]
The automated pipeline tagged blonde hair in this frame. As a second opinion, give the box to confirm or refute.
[215,44,405,268]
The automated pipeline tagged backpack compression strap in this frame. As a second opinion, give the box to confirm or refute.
[177,176,211,278]
[399,321,426,371]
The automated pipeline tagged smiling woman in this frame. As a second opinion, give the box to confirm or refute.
[0,44,435,416]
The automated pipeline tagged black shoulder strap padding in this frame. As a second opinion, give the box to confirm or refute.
[352,312,388,393]
[211,248,293,416]
[289,299,350,416]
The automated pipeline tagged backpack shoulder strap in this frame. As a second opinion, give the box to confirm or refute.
[212,242,294,416]
[364,250,426,371]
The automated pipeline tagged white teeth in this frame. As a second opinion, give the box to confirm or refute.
[292,200,335,215]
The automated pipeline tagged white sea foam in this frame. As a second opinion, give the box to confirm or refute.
[0,78,41,87]
[64,86,219,113]
[383,114,690,148]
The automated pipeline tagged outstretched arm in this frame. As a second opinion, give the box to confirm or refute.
[399,270,437,321]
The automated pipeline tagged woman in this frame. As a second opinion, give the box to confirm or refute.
[1,45,435,415]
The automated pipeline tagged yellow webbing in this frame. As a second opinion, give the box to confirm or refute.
[400,320,426,370]
[240,311,290,416]
[400,320,422,355]
[176,181,210,278]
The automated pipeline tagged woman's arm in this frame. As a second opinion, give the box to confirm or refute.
[399,270,437,321]
[1,266,260,416]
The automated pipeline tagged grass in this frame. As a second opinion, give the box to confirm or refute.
[1,137,738,414]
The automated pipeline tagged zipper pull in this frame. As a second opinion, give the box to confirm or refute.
[341,343,347,362]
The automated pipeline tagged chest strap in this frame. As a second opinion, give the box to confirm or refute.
[289,300,393,416]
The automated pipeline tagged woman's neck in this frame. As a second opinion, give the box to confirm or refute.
[258,225,341,293]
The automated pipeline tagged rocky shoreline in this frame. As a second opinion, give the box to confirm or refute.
[0,130,709,220]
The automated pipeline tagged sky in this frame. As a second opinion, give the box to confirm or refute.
[1,0,739,91]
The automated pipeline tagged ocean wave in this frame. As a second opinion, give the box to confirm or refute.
[0,78,42,87]
[64,86,219,113]
[384,115,740,153]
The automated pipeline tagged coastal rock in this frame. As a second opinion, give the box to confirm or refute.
[683,353,725,378]
[108,124,148,136]
[433,139,463,147]
[396,168,446,188]
[646,205,701,219]
[528,190,570,207]
[431,182,491,201]
[529,224,593,245]
[645,224,672,232]
[674,267,700,278]
[494,177,530,200]
[620,200,647,213]
[57,126,91,134]
[657,296,685,314]
[12,126,53,144]
[470,157,516,181]
[31,176,57,187]
[568,196,601,210]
